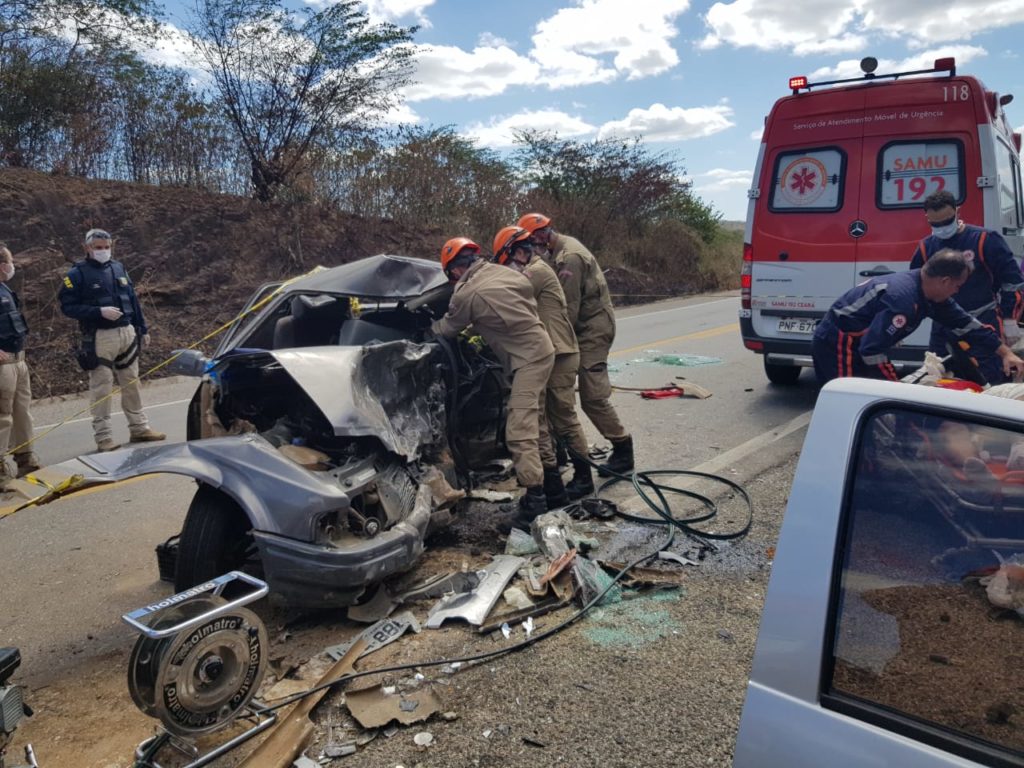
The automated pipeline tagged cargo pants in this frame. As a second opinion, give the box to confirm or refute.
[506,352,554,488]
[578,344,628,441]
[90,326,151,444]
[0,353,34,479]
[538,351,588,467]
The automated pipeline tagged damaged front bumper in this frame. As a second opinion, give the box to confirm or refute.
[255,483,433,607]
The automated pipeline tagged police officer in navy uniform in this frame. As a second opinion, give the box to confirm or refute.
[910,190,1024,383]
[59,228,165,452]
[813,248,1024,384]
[0,244,40,485]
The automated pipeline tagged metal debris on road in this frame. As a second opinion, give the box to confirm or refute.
[396,570,482,602]
[324,611,421,662]
[425,555,526,628]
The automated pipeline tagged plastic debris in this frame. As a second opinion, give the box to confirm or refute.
[413,732,434,747]
[504,528,540,556]
[345,684,442,729]
[503,586,534,610]
[658,551,699,567]
[324,743,357,758]
[522,616,535,638]
[501,623,511,639]
[293,756,318,768]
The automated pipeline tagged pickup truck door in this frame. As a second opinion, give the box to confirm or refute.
[735,379,1024,768]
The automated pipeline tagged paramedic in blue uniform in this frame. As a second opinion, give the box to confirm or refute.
[813,249,1024,384]
[910,189,1024,383]
[59,228,166,452]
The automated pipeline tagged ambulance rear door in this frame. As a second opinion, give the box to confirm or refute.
[749,88,866,346]
[856,79,980,358]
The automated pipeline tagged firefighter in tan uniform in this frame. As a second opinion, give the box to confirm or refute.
[518,213,634,476]
[0,244,40,487]
[430,237,555,528]
[493,226,593,505]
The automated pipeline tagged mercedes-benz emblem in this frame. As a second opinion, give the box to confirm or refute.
[849,220,867,238]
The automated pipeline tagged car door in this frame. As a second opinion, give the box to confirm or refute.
[735,378,1024,767]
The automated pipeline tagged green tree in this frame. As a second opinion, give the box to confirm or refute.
[192,0,416,201]
[514,131,721,247]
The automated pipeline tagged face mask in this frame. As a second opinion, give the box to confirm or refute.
[91,249,112,264]
[930,219,959,240]
[0,264,13,281]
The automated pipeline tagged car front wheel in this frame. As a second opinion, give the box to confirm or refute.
[174,484,259,591]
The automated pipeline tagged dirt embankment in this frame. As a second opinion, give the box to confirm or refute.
[0,168,699,397]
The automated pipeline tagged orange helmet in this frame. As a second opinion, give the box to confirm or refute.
[517,212,551,234]
[439,237,480,271]
[492,226,531,265]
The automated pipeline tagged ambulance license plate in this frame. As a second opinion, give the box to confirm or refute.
[777,317,817,334]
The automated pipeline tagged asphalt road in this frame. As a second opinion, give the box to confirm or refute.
[0,290,821,760]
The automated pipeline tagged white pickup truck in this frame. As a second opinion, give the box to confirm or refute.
[735,378,1024,767]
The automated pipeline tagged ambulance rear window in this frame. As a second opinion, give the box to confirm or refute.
[877,140,964,209]
[769,147,845,213]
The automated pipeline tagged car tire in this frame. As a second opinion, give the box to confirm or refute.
[174,484,258,591]
[763,358,802,385]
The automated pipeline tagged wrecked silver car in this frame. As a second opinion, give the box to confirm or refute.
[46,255,511,608]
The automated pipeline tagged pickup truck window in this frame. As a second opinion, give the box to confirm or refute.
[825,407,1024,763]
[769,147,845,212]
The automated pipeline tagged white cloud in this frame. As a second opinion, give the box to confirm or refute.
[810,46,988,79]
[700,0,865,55]
[531,0,690,85]
[596,103,734,142]
[377,102,421,125]
[694,168,752,193]
[701,0,1024,53]
[363,0,436,26]
[478,31,512,48]
[404,44,540,101]
[750,127,763,141]
[465,109,596,148]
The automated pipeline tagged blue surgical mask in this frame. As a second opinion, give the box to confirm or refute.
[931,220,959,240]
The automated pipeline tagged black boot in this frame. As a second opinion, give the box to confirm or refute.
[565,457,595,500]
[543,467,569,510]
[597,436,634,478]
[555,441,570,468]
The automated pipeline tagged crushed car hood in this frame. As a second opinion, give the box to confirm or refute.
[263,341,447,460]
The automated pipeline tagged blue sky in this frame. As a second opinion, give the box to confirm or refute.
[150,0,1024,221]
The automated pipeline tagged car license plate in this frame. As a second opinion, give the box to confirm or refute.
[777,317,817,334]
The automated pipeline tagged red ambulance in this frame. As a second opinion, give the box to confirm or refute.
[740,56,1024,384]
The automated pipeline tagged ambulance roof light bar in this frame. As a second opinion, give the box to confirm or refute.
[787,56,958,94]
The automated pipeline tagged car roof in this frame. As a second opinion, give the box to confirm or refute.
[283,254,447,300]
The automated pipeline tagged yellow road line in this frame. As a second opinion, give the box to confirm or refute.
[611,322,738,358]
